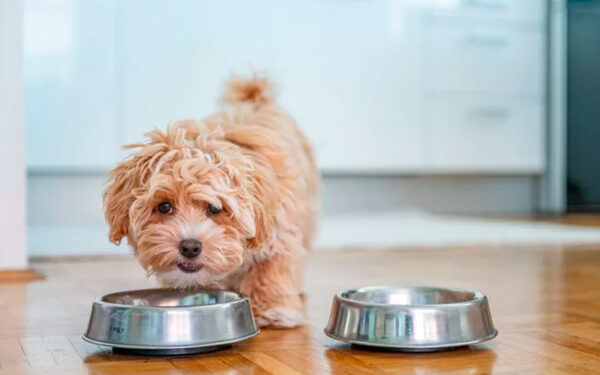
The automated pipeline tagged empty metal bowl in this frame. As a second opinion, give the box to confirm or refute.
[83,288,258,355]
[324,286,497,351]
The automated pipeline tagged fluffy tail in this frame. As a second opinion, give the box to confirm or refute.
[223,74,275,106]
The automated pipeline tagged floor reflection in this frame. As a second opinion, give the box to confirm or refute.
[324,344,497,374]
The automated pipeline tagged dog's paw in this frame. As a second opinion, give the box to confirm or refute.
[255,308,306,328]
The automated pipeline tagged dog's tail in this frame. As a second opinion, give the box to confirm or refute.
[222,74,275,107]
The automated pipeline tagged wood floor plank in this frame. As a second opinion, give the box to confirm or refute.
[20,336,57,368]
[218,353,273,374]
[0,338,28,373]
[501,333,600,372]
[40,335,83,366]
[66,334,110,363]
[84,360,184,374]
[168,357,212,374]
[240,352,304,375]
[266,349,330,374]
[189,356,240,374]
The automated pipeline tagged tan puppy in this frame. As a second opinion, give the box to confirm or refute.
[103,75,319,328]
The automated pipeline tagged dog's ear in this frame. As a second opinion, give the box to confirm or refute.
[240,165,278,251]
[103,160,138,245]
[224,178,276,250]
[245,197,276,250]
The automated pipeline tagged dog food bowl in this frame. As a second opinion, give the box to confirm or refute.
[83,288,258,355]
[324,286,497,352]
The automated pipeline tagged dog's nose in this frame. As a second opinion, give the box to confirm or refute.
[179,239,202,259]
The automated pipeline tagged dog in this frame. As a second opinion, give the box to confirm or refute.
[103,75,319,328]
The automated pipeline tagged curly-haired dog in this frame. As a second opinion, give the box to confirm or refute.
[103,76,319,328]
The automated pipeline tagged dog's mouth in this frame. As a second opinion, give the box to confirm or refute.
[176,262,203,273]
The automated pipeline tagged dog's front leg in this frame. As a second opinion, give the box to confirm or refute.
[239,253,305,328]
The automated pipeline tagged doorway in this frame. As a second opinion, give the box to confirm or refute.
[567,0,600,211]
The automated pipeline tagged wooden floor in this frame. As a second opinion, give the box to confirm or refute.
[2,244,600,374]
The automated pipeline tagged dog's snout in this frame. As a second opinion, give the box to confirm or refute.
[179,239,202,259]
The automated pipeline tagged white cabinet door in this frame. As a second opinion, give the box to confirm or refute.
[430,0,546,24]
[426,94,545,172]
[427,24,544,95]
[118,0,428,172]
[423,0,546,173]
[25,0,119,170]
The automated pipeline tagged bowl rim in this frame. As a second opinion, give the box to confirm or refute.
[95,288,250,310]
[335,285,487,308]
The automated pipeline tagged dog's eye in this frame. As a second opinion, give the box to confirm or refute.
[207,203,221,216]
[157,201,173,215]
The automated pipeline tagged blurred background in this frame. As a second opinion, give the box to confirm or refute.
[3,0,600,267]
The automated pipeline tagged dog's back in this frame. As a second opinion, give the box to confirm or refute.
[205,75,320,252]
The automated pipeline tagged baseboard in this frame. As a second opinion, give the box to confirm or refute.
[0,269,45,283]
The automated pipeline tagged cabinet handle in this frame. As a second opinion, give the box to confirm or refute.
[467,107,510,120]
[462,0,508,10]
[465,33,509,47]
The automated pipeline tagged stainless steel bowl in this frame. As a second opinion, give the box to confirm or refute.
[83,288,258,355]
[324,286,497,351]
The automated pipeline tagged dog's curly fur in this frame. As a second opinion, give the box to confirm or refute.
[103,75,319,328]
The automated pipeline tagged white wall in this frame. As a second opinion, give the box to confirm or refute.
[0,0,28,269]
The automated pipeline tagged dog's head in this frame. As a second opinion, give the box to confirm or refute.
[103,120,275,287]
